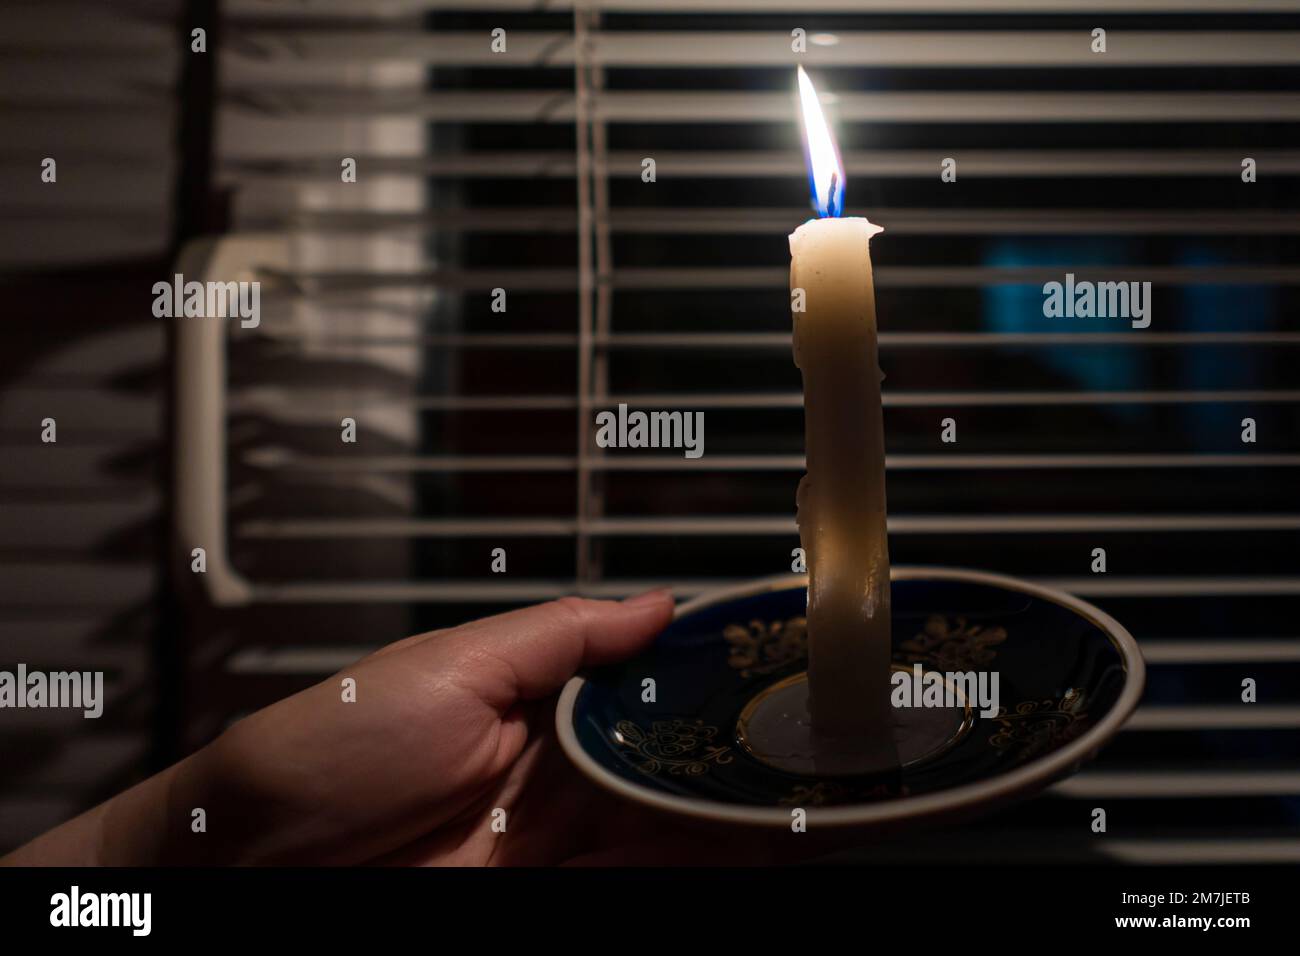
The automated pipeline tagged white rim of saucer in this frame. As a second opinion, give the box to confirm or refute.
[555,565,1146,829]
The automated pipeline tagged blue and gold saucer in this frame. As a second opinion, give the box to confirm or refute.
[557,567,1144,828]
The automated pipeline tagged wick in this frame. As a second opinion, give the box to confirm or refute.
[826,172,839,216]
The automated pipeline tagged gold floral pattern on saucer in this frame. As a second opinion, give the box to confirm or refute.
[559,569,1143,828]
[723,616,808,677]
[899,615,1008,671]
[724,613,1008,681]
[613,719,734,777]
[989,691,1089,758]
[779,780,903,807]
[779,782,849,806]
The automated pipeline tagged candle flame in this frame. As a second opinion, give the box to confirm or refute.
[796,65,845,218]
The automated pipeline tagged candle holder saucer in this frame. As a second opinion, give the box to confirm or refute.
[556,566,1144,829]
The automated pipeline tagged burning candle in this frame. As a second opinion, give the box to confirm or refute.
[790,66,897,768]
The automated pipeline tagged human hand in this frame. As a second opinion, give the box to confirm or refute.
[5,591,783,866]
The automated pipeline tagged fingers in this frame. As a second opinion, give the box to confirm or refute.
[407,590,675,709]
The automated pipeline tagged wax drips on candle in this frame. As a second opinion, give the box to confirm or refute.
[789,215,898,765]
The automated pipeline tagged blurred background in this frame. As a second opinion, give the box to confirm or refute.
[1,0,1298,861]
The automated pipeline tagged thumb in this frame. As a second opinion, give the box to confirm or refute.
[427,590,674,707]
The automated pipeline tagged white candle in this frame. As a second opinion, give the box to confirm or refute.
[791,67,897,764]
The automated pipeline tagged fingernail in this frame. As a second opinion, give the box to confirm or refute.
[622,587,672,609]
